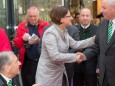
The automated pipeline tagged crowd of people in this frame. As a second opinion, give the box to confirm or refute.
[0,0,115,86]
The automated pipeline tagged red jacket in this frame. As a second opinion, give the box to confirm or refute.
[0,28,12,52]
[13,20,50,68]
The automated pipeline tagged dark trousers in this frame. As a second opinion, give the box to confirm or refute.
[102,71,109,86]
[62,74,67,86]
[73,71,97,86]
[21,58,38,86]
[65,63,74,86]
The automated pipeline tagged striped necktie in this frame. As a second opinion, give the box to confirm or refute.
[107,21,113,43]
[8,80,13,86]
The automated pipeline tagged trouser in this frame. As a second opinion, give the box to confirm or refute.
[62,74,68,86]
[21,57,38,86]
[65,63,74,86]
[102,71,109,86]
[73,71,97,86]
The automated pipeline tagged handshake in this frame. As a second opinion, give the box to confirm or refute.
[75,52,86,63]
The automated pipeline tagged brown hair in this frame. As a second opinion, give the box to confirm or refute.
[50,6,68,25]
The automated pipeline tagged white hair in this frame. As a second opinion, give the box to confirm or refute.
[0,51,14,71]
[109,0,115,6]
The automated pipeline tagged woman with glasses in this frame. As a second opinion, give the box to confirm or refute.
[35,6,95,86]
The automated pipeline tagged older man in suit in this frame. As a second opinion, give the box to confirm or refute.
[0,51,21,86]
[78,0,115,86]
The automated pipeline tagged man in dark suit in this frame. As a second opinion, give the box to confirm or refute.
[78,0,115,86]
[0,51,21,86]
[73,8,98,86]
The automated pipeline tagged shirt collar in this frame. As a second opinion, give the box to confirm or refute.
[81,23,90,29]
[112,19,115,24]
[0,73,12,84]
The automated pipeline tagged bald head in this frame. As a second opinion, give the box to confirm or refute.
[79,8,92,27]
[27,5,39,16]
[79,8,91,15]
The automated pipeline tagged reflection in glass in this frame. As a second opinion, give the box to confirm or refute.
[13,0,64,27]
[0,0,6,29]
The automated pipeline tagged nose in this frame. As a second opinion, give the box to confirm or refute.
[18,61,21,66]
[84,16,87,19]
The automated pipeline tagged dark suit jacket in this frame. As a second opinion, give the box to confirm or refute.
[74,24,98,75]
[84,20,115,86]
[0,74,7,86]
[65,26,79,79]
[0,74,19,86]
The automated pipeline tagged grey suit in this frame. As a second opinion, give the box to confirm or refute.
[35,24,94,86]
[84,20,115,86]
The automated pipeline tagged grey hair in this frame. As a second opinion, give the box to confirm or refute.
[108,0,115,6]
[0,51,14,71]
[27,3,39,16]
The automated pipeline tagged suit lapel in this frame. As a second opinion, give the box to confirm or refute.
[0,74,8,86]
[100,20,109,51]
[101,20,115,51]
[106,31,115,50]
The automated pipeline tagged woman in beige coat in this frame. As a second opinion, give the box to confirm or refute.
[35,6,95,86]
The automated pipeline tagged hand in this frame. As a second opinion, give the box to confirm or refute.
[76,54,83,63]
[22,33,29,41]
[32,83,41,86]
[96,68,99,77]
[28,35,40,44]
[75,52,86,63]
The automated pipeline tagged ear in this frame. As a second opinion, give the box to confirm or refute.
[60,18,64,24]
[4,64,11,73]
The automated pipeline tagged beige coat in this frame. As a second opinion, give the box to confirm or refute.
[35,24,94,86]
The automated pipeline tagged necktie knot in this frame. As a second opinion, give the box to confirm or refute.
[83,28,87,31]
[8,80,13,86]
